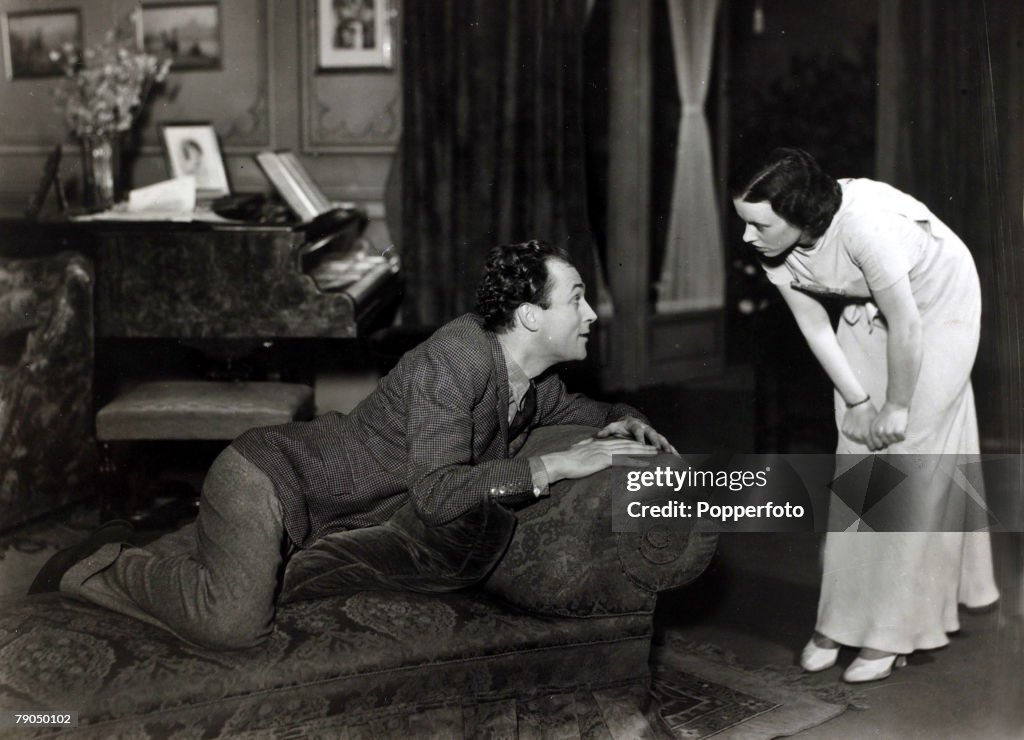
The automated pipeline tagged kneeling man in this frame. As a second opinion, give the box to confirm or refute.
[32,239,674,648]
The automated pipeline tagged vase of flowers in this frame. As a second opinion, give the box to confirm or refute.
[52,11,170,210]
[79,134,118,210]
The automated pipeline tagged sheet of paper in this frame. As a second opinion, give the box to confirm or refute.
[126,176,197,213]
[72,177,206,222]
[73,210,197,222]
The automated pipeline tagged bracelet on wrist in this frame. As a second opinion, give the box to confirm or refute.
[845,394,871,409]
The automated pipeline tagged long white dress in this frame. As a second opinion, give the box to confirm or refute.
[762,179,1000,653]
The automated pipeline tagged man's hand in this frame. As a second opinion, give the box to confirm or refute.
[595,416,678,454]
[540,437,658,482]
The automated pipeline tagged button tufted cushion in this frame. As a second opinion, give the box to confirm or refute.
[95,381,314,441]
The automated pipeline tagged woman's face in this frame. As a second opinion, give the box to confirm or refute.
[732,198,805,258]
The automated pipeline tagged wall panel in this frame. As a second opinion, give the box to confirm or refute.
[144,0,273,151]
[298,0,400,155]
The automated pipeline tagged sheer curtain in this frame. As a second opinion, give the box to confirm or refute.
[655,0,723,314]
[398,0,596,327]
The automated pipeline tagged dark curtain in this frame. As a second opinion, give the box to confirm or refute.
[399,0,595,326]
[875,1,1024,678]
[877,0,1024,452]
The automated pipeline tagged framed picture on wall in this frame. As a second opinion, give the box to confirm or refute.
[317,0,395,70]
[160,122,231,198]
[139,1,222,71]
[1,9,81,80]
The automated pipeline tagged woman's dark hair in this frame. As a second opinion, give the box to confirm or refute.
[476,240,572,332]
[728,147,842,239]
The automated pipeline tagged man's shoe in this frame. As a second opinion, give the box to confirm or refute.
[28,520,135,595]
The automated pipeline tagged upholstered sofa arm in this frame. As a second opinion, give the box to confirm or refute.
[483,425,718,617]
[0,252,95,528]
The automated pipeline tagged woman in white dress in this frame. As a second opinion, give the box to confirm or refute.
[730,147,999,683]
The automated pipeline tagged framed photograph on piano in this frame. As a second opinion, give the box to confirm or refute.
[160,122,231,198]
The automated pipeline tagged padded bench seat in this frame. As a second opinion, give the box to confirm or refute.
[94,380,315,518]
[96,380,315,441]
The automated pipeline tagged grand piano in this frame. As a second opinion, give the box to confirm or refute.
[83,208,402,387]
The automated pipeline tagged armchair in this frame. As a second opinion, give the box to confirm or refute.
[0,252,95,529]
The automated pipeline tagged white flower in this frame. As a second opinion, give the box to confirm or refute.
[52,13,168,140]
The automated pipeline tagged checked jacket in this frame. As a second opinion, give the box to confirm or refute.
[233,314,643,548]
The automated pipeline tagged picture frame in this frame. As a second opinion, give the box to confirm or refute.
[139,1,222,71]
[317,0,395,71]
[1,8,81,80]
[160,122,231,198]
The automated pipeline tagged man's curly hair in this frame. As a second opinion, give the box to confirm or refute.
[476,240,572,332]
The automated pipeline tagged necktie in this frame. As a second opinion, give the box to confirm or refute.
[508,383,536,440]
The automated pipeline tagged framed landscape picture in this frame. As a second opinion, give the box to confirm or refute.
[160,122,231,197]
[1,9,81,80]
[140,1,222,71]
[317,0,395,70]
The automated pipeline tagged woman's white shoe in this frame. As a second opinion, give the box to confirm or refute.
[841,653,907,683]
[799,638,840,672]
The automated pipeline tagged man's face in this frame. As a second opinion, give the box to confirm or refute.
[532,258,597,363]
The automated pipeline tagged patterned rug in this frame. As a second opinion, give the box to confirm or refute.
[649,636,851,739]
[0,510,849,739]
[246,668,846,739]
[208,643,848,739]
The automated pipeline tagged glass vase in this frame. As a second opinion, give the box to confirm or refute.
[81,134,119,211]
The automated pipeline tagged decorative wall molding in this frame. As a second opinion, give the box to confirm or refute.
[310,87,400,144]
[0,145,61,156]
[298,0,402,154]
[219,90,271,151]
[216,0,274,150]
[0,101,67,154]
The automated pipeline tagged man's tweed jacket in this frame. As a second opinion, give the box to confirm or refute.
[233,314,643,548]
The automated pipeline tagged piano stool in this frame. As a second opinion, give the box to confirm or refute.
[94,380,314,520]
